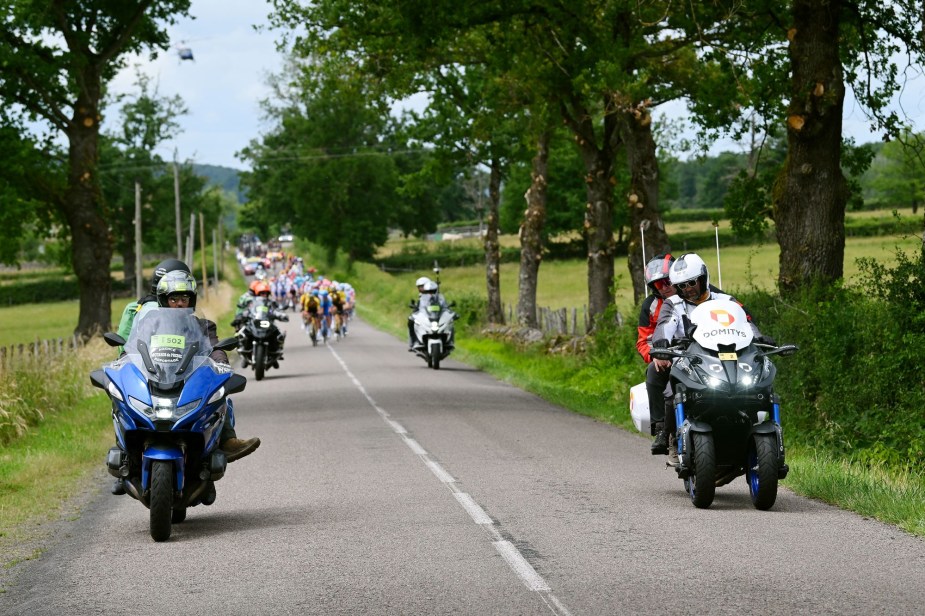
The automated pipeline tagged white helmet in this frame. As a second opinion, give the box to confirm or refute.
[415,276,432,287]
[669,253,709,289]
[422,280,438,293]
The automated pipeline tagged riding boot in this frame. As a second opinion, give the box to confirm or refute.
[651,421,668,455]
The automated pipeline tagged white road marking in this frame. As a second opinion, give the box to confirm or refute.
[454,493,493,525]
[403,437,428,456]
[328,345,571,616]
[494,541,551,591]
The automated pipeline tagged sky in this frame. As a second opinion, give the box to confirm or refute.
[107,1,284,170]
[105,1,925,171]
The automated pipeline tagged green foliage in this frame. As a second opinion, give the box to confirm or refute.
[740,263,925,470]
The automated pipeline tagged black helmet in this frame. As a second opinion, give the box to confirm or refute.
[156,270,198,308]
[151,259,191,293]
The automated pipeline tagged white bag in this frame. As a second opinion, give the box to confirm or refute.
[629,382,650,434]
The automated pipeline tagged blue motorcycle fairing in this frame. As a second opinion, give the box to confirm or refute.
[141,444,185,491]
[105,364,157,433]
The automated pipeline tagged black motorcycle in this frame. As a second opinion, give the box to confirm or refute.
[651,299,798,510]
[236,298,288,381]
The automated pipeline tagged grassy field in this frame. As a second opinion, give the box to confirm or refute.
[379,231,920,319]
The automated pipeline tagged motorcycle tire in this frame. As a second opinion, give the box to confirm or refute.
[432,353,441,370]
[688,432,716,509]
[747,433,779,510]
[311,328,318,347]
[255,345,266,381]
[149,460,174,542]
[172,506,187,523]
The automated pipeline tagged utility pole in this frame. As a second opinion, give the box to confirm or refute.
[134,180,143,298]
[199,211,209,299]
[173,152,182,260]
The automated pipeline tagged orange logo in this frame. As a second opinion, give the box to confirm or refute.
[710,310,735,326]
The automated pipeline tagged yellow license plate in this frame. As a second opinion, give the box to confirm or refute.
[718,352,737,361]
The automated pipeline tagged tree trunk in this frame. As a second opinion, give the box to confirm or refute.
[579,147,616,328]
[484,158,504,324]
[63,81,113,339]
[620,107,670,304]
[775,0,847,294]
[517,130,550,328]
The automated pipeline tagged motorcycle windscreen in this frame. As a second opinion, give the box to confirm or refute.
[689,299,753,352]
[124,307,213,388]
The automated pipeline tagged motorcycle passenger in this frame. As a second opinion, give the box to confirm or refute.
[636,254,677,455]
[649,253,774,463]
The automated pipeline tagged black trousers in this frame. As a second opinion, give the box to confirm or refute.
[645,362,675,435]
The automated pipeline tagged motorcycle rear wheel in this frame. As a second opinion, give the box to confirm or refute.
[747,433,779,510]
[688,432,716,509]
[255,345,266,381]
[149,461,174,542]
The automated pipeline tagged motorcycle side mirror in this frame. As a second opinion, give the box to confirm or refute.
[409,299,417,309]
[224,373,247,395]
[102,332,126,348]
[215,337,239,352]
[278,314,290,322]
[448,301,456,308]
[761,344,799,358]
[89,369,108,390]
[650,349,682,361]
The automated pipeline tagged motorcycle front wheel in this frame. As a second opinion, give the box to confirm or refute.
[747,433,779,510]
[254,345,266,381]
[688,431,716,509]
[149,460,174,542]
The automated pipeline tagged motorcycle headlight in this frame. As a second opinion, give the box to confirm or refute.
[707,377,723,388]
[431,322,439,331]
[151,396,201,420]
[128,396,153,417]
[739,375,754,387]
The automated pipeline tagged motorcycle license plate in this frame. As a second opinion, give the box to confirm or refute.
[259,320,270,328]
[718,352,737,361]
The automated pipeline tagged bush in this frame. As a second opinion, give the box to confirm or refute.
[739,268,925,471]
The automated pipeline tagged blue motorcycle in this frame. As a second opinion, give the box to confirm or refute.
[91,308,246,541]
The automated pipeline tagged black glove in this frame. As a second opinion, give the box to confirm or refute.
[653,338,669,349]
[756,334,777,346]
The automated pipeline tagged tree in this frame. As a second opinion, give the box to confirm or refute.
[240,57,403,262]
[0,0,192,337]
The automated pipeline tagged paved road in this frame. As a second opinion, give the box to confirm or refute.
[2,315,924,615]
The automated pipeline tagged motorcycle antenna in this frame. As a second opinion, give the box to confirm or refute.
[713,220,723,289]
[639,220,650,266]
[432,260,440,286]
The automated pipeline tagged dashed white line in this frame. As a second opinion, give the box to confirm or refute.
[328,345,571,616]
[494,540,551,592]
[454,493,493,525]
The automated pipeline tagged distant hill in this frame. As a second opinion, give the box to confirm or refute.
[193,164,247,203]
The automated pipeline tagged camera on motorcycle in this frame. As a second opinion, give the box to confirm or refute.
[102,332,126,348]
[214,337,239,352]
